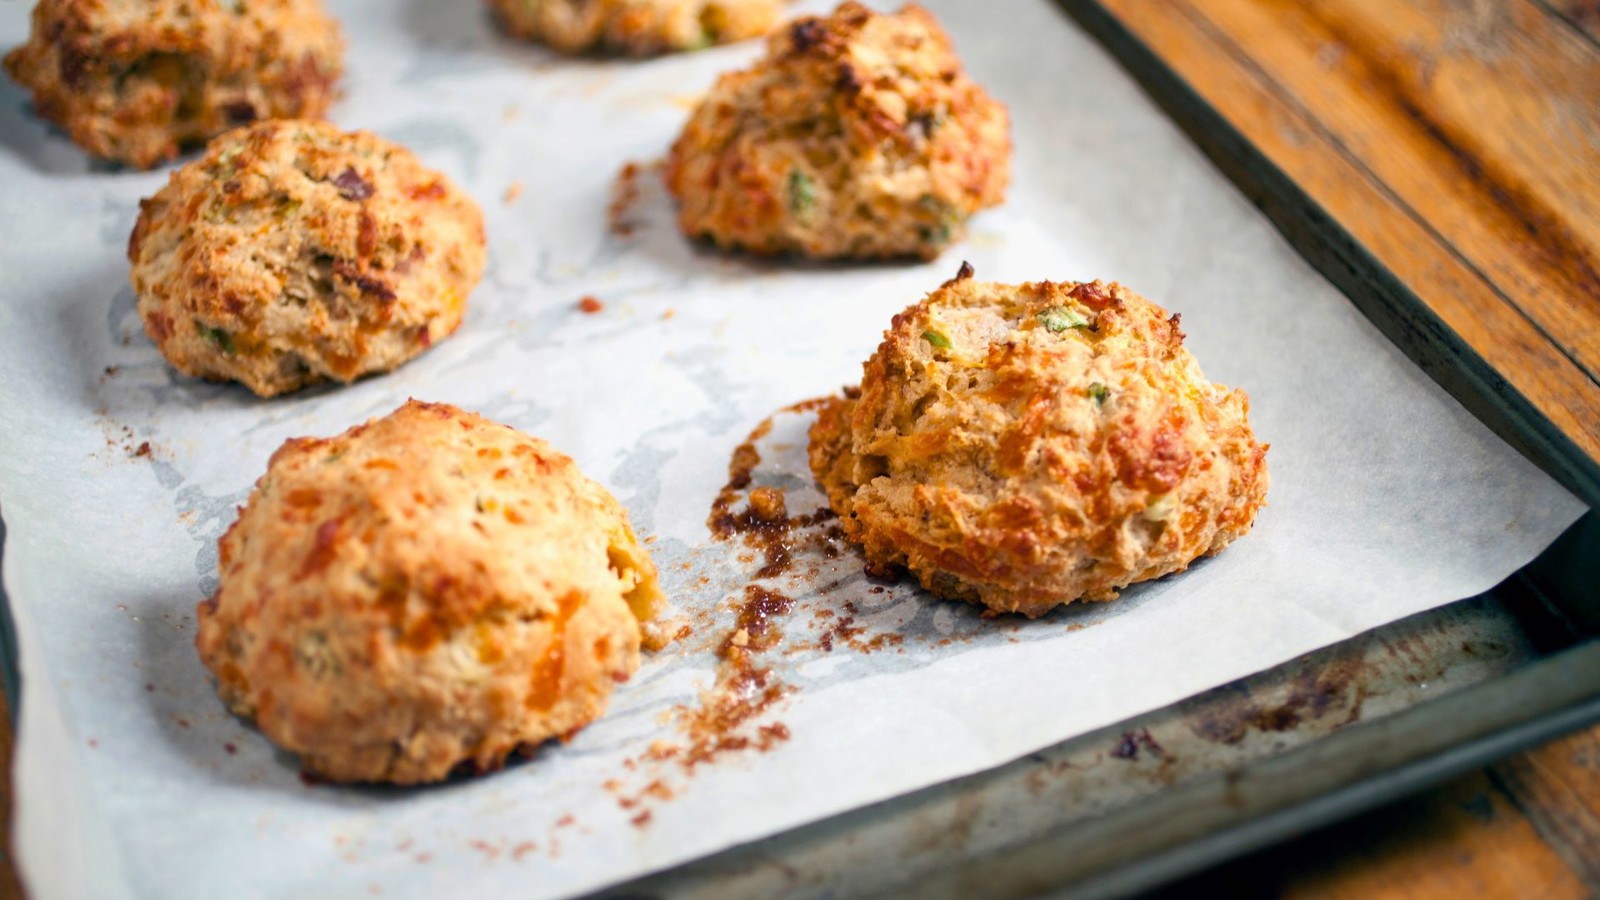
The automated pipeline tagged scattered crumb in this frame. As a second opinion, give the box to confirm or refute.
[224,743,238,755]
[607,160,658,236]
[661,308,676,320]
[503,181,523,205]
[512,841,538,861]
[578,296,604,314]
[503,104,519,122]
[631,810,653,828]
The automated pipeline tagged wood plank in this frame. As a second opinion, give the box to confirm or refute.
[1089,0,1600,489]
[0,690,21,900]
[1488,727,1600,887]
[1196,0,1600,383]
[1149,768,1597,898]
[1540,0,1600,45]
[1076,1,1600,895]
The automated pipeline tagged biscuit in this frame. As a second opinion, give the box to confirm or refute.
[4,0,343,169]
[195,400,666,784]
[665,2,1010,260]
[129,119,486,398]
[488,0,782,56]
[809,265,1269,617]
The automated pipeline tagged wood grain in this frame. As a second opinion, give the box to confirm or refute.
[1091,0,1600,496]
[2,0,1597,896]
[0,690,21,900]
[1079,0,1600,895]
[1541,0,1600,44]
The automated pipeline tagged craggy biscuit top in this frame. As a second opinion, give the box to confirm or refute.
[810,266,1269,617]
[666,2,1010,259]
[488,0,783,55]
[196,400,665,784]
[129,119,486,397]
[4,0,343,168]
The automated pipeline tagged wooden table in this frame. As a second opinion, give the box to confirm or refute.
[1073,0,1600,895]
[3,0,1598,896]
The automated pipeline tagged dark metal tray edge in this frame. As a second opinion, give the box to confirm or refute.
[1054,0,1600,511]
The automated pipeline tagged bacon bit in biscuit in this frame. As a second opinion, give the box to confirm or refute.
[408,181,448,201]
[578,296,604,314]
[835,62,862,94]
[789,18,827,51]
[332,260,397,303]
[333,167,374,201]
[504,181,524,205]
[1068,280,1115,310]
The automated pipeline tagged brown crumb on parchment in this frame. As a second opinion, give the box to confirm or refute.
[608,160,658,236]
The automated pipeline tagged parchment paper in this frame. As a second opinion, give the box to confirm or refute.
[0,1,1585,897]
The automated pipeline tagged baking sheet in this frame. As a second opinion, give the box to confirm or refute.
[0,1,1584,897]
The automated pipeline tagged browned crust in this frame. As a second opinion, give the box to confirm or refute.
[195,400,665,784]
[4,0,344,169]
[129,119,486,397]
[487,0,783,56]
[809,270,1270,617]
[664,2,1011,260]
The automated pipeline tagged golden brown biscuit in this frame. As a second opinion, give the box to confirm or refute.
[809,265,1269,617]
[195,400,666,785]
[129,119,486,398]
[665,2,1010,260]
[488,0,783,55]
[4,0,343,169]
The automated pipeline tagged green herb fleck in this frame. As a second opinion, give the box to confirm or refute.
[922,329,952,350]
[276,197,301,219]
[917,194,962,246]
[196,321,235,355]
[1037,306,1090,332]
[1088,382,1109,405]
[210,143,243,178]
[788,170,817,218]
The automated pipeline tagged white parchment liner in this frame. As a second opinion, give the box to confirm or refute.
[0,1,1584,897]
